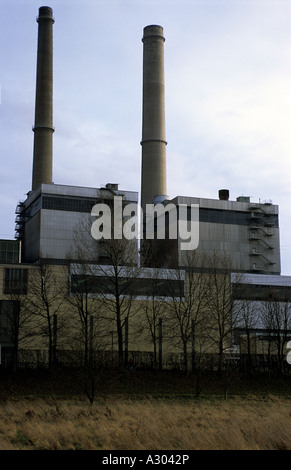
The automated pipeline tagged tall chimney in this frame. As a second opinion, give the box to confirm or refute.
[32,6,54,191]
[141,25,167,213]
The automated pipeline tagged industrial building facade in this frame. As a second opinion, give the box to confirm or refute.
[15,183,138,265]
[0,7,290,370]
[162,192,280,273]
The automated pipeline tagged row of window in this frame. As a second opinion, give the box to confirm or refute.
[42,195,137,214]
[5,269,290,301]
[2,268,184,298]
[23,194,279,230]
[150,207,278,228]
[42,195,100,213]
[232,283,291,302]
[0,241,20,264]
[4,269,28,295]
[71,274,184,298]
[0,250,19,264]
[193,208,278,228]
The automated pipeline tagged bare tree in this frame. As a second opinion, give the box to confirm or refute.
[69,210,141,369]
[259,287,291,372]
[238,300,259,373]
[230,277,258,374]
[2,292,36,371]
[166,251,208,373]
[139,267,165,371]
[1,268,31,369]
[68,262,102,368]
[204,252,241,372]
[28,261,66,368]
[80,314,104,405]
[93,238,140,368]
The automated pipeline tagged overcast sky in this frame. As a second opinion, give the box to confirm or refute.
[1,0,290,274]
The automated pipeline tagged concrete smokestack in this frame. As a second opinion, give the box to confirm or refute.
[141,25,167,212]
[32,6,54,191]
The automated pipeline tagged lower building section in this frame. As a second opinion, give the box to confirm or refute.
[0,263,290,371]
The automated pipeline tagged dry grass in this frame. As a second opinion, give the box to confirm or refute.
[0,395,290,450]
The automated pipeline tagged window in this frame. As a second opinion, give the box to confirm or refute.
[71,274,184,298]
[0,300,16,344]
[4,269,28,295]
[232,282,291,302]
[0,240,19,264]
[42,195,100,213]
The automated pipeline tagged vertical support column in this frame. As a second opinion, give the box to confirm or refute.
[125,316,128,368]
[53,313,57,364]
[141,25,167,213]
[191,319,195,371]
[32,6,54,191]
[88,314,94,368]
[159,317,163,370]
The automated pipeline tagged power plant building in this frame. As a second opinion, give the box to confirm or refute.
[151,191,281,274]
[14,7,282,275]
[0,6,290,369]
[15,183,138,264]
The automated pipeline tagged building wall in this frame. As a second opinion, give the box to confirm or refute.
[0,262,221,367]
[1,263,289,368]
[17,183,139,264]
[171,195,281,274]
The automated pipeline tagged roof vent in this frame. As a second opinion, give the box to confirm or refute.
[218,189,229,201]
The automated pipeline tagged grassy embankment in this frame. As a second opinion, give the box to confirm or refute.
[0,369,290,450]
